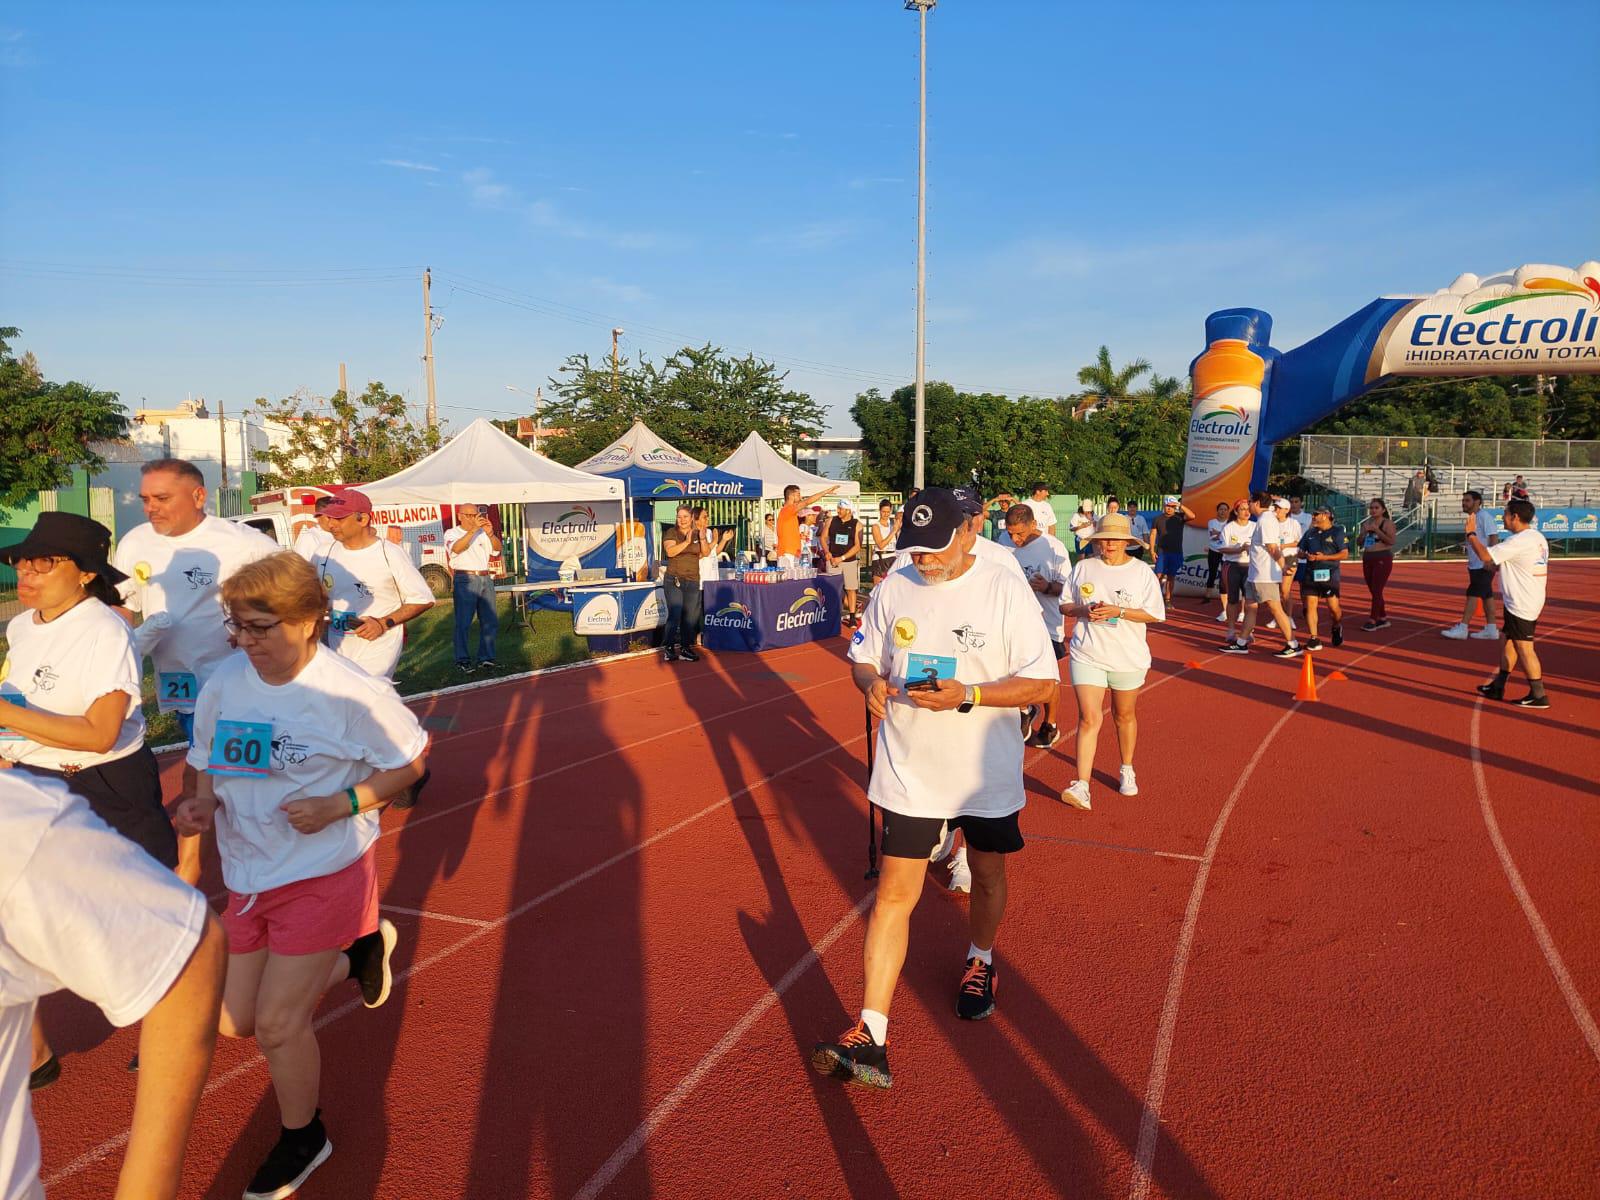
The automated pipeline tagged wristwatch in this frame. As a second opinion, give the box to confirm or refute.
[958,684,977,714]
[383,616,397,629]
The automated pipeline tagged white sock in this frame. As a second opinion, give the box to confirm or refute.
[967,943,993,965]
[860,1008,888,1044]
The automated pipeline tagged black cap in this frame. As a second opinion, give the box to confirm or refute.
[951,485,984,517]
[895,488,966,554]
[0,511,127,585]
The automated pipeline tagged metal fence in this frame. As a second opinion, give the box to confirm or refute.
[1303,435,1600,470]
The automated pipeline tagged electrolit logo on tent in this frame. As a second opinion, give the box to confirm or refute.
[635,590,663,628]
[703,602,754,630]
[640,447,696,469]
[1575,513,1598,533]
[543,504,598,533]
[650,478,689,496]
[775,588,826,632]
[573,593,621,634]
[525,501,616,559]
[1540,512,1570,532]
[1189,403,1253,438]
[583,445,634,469]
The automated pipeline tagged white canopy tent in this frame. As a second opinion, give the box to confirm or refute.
[356,417,623,506]
[714,432,860,501]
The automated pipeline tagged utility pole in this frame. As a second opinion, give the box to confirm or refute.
[217,399,228,516]
[906,1,935,491]
[339,361,348,399]
[534,386,543,453]
[423,267,438,428]
[611,327,624,394]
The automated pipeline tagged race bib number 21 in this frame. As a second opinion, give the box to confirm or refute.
[209,720,272,776]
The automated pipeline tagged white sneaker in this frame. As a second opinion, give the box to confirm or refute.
[946,848,972,893]
[928,823,957,864]
[1441,623,1469,640]
[1119,766,1139,796]
[1061,780,1092,811]
[1215,610,1229,623]
[1471,625,1501,640]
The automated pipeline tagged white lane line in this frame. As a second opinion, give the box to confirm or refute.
[380,904,493,929]
[1471,699,1600,1067]
[1128,624,1432,1200]
[573,893,876,1200]
[43,734,866,1189]
[1026,833,1203,863]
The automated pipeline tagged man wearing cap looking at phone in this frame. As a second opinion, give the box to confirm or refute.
[811,488,1057,1089]
[444,502,502,673]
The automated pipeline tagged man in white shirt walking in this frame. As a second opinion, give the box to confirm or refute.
[811,488,1057,1089]
[1225,494,1300,658]
[1004,503,1071,748]
[315,490,435,680]
[1466,498,1550,708]
[1024,482,1058,539]
[1442,490,1501,641]
[445,502,502,672]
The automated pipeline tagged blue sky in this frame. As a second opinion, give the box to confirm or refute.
[3,1,1597,437]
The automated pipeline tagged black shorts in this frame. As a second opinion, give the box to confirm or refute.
[12,745,177,868]
[878,808,1025,859]
[1223,561,1248,603]
[1502,612,1537,642]
[1466,567,1495,599]
[1051,638,1066,661]
[1301,581,1341,599]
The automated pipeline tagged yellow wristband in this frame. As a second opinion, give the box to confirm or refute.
[972,685,981,708]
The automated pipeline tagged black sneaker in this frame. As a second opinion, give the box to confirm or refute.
[1220,641,1249,654]
[957,957,997,1021]
[1360,620,1380,632]
[28,1055,59,1092]
[1476,681,1506,699]
[810,1021,891,1089]
[1031,722,1060,749]
[456,661,473,674]
[478,659,497,671]
[347,919,398,1008]
[1331,624,1344,647]
[1514,693,1551,709]
[1372,619,1392,630]
[1273,644,1303,659]
[244,1115,332,1200]
[1019,705,1038,737]
[1304,637,1323,652]
[678,647,701,663]
[663,646,679,663]
[390,767,429,812]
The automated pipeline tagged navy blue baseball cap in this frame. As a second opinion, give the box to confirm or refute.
[951,485,984,517]
[895,488,966,554]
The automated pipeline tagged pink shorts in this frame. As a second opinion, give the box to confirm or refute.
[222,847,379,956]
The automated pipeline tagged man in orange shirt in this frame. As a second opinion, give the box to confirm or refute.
[776,482,838,569]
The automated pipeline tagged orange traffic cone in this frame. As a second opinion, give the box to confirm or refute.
[1184,660,1205,670]
[1327,669,1348,682]
[1294,652,1319,702]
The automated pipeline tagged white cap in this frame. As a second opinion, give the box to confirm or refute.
[1273,497,1291,510]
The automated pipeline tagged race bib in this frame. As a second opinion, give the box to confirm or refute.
[904,651,957,689]
[157,670,199,712]
[0,694,26,742]
[209,719,272,776]
[327,608,363,643]
[1313,568,1331,583]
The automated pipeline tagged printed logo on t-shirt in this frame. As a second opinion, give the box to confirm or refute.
[951,624,987,651]
[850,628,865,646]
[31,665,59,692]
[133,562,152,583]
[892,618,918,648]
[181,566,216,589]
[354,580,375,599]
[270,732,310,769]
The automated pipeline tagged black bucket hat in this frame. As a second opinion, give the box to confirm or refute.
[0,511,127,586]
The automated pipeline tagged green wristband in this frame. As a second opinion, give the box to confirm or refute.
[347,787,360,816]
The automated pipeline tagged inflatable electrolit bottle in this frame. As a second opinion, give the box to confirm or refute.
[1183,309,1271,521]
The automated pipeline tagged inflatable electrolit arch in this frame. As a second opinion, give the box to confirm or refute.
[1176,260,1600,591]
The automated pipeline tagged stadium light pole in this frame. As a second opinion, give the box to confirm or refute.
[906,0,934,491]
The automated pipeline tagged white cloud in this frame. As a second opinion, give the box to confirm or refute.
[588,277,651,304]
[756,220,859,252]
[379,159,441,173]
[464,168,675,251]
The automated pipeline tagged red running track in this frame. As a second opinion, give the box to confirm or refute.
[30,560,1600,1198]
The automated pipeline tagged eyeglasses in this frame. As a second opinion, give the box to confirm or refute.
[12,555,73,576]
[223,616,284,640]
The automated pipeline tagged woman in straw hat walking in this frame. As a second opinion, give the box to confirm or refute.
[1059,513,1166,810]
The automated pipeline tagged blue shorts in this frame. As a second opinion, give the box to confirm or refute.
[175,710,195,745]
[1156,550,1184,576]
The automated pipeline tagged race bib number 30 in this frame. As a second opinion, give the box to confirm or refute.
[209,719,272,776]
[157,671,199,712]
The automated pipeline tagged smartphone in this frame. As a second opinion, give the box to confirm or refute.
[905,667,943,693]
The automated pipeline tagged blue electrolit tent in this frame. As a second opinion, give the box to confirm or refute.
[573,420,762,501]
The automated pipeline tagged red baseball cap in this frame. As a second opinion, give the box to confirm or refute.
[323,490,373,519]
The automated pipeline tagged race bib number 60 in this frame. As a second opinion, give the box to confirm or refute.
[209,719,272,776]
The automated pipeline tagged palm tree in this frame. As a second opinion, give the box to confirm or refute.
[1074,346,1152,416]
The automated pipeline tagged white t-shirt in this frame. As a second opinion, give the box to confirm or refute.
[112,516,279,713]
[1010,532,1072,641]
[1065,557,1166,673]
[697,538,721,583]
[849,558,1057,821]
[1024,497,1057,533]
[1282,516,1304,555]
[185,647,429,894]
[1206,518,1227,553]
[1220,520,1253,564]
[1487,527,1549,620]
[314,537,434,678]
[292,525,335,561]
[1466,509,1496,570]
[1069,511,1096,550]
[0,600,144,771]
[0,772,205,1200]
[871,519,895,560]
[891,535,1027,582]
[1248,513,1286,583]
[444,525,494,572]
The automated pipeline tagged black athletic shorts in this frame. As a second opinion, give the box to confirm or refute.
[1051,638,1066,661]
[1502,612,1537,642]
[879,808,1025,859]
[1223,561,1247,603]
[1466,567,1494,599]
[12,745,177,868]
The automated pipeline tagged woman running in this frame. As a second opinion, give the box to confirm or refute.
[1058,513,1166,810]
[1357,498,1398,631]
[174,551,426,1199]
[1205,501,1230,614]
[0,512,179,1090]
[1218,498,1253,640]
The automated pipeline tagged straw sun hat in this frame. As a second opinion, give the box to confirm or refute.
[1086,513,1137,541]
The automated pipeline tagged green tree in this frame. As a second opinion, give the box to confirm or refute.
[538,343,826,467]
[1076,345,1152,410]
[0,327,128,508]
[252,382,442,488]
[1545,375,1600,444]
